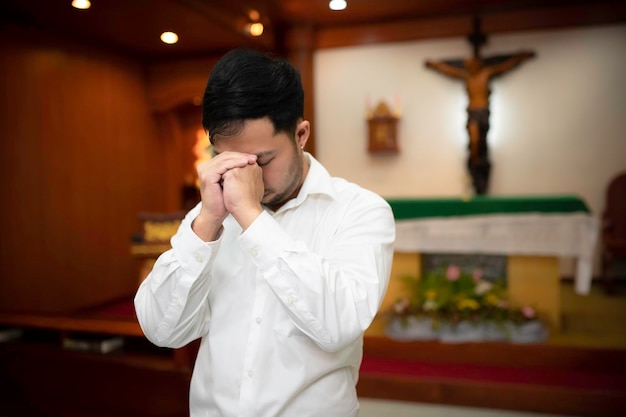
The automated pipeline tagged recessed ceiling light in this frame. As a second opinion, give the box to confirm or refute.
[329,0,347,11]
[247,23,264,37]
[72,0,91,10]
[160,32,179,45]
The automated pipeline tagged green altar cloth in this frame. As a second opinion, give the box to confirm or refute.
[386,195,590,220]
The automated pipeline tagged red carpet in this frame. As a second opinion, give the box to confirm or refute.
[358,336,626,416]
[360,355,626,391]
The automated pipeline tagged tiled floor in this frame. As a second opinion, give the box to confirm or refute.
[358,399,574,417]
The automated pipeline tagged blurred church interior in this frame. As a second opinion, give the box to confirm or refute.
[0,0,625,416]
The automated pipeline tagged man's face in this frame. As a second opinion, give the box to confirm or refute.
[212,117,309,211]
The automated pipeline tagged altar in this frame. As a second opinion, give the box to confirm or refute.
[379,195,599,330]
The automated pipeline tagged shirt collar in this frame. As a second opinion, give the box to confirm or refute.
[300,152,338,200]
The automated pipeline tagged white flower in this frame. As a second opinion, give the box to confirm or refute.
[423,299,438,311]
[393,298,410,314]
[475,280,493,295]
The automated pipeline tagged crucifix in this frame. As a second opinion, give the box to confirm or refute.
[425,17,535,195]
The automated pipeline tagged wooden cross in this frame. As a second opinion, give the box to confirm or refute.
[425,17,535,195]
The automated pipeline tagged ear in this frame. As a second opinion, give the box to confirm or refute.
[295,120,310,149]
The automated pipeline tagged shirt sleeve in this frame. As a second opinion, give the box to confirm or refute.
[238,194,395,352]
[134,205,217,348]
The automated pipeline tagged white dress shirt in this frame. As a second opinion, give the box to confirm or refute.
[134,154,395,417]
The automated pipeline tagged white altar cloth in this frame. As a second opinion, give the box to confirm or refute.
[394,213,599,295]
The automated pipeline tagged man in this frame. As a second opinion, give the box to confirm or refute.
[134,48,395,417]
[425,51,535,194]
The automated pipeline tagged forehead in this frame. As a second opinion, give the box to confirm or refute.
[212,118,290,156]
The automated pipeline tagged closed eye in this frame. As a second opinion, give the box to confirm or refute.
[258,158,273,167]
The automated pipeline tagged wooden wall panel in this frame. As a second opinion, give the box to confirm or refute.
[0,26,172,313]
[147,57,219,113]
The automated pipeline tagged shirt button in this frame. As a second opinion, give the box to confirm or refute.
[287,296,295,304]
[251,248,258,257]
[248,370,254,378]
[256,317,262,324]
[194,254,203,263]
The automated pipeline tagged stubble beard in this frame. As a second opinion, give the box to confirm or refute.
[263,151,304,211]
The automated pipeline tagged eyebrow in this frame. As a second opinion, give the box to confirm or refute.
[211,149,274,159]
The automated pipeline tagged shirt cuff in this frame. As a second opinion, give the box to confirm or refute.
[171,215,219,276]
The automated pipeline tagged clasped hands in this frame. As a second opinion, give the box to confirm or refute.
[193,152,264,241]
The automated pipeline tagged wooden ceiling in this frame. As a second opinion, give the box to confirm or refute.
[2,0,624,61]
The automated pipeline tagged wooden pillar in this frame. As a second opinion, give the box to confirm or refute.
[157,112,187,212]
[508,255,561,330]
[284,25,316,156]
[366,252,421,335]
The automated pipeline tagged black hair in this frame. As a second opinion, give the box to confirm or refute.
[202,48,305,144]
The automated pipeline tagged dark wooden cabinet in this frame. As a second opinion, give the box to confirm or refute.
[0,302,198,417]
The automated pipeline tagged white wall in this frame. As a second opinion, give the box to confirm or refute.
[314,24,626,218]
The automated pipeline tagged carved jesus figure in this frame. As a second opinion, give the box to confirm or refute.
[425,51,535,194]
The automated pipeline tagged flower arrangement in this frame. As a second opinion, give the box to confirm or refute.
[387,265,547,343]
